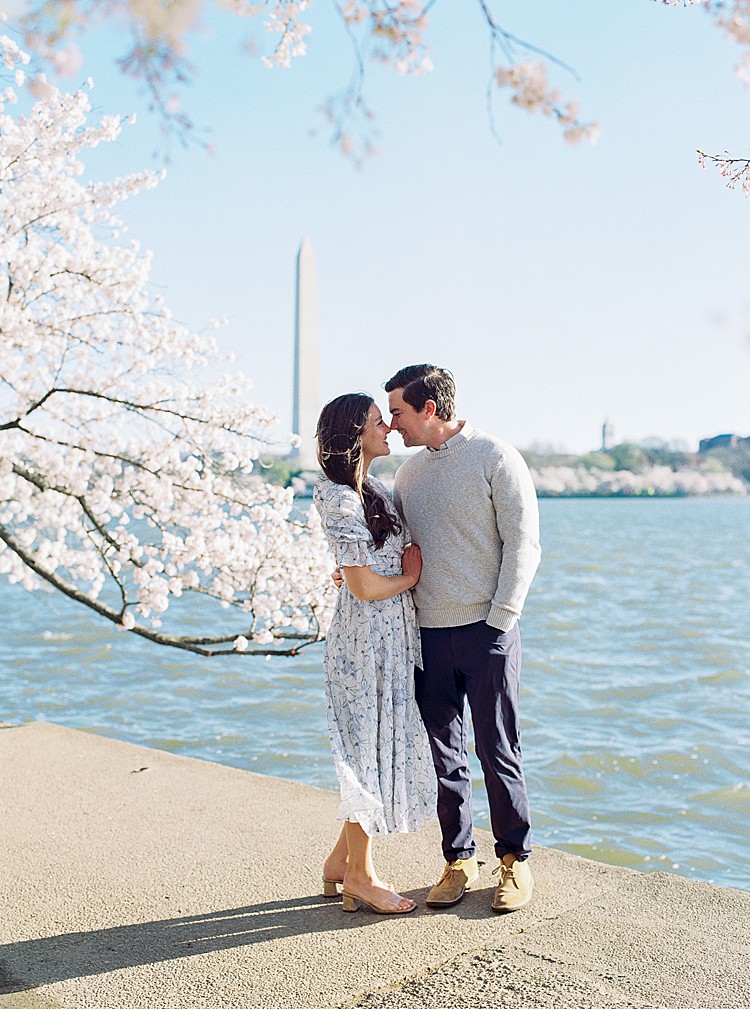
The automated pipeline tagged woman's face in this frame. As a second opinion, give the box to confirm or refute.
[360,404,391,462]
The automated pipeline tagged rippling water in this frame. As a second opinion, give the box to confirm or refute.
[2,498,749,890]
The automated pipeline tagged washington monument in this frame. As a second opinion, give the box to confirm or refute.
[293,237,319,470]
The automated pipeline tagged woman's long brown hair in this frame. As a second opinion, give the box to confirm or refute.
[315,393,400,550]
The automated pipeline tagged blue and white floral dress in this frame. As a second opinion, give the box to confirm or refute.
[313,476,436,836]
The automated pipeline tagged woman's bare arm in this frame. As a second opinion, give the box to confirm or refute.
[342,544,421,601]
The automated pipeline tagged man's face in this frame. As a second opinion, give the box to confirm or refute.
[388,388,431,448]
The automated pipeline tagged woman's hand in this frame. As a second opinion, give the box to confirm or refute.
[401,544,422,588]
[331,566,344,589]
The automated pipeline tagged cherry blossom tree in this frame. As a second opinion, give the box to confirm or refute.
[7,1,750,184]
[7,0,603,160]
[0,36,336,656]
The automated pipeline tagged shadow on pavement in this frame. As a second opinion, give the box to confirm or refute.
[1,884,497,994]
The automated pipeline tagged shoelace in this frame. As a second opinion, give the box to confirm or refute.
[443,860,469,879]
[491,863,518,887]
[440,863,459,883]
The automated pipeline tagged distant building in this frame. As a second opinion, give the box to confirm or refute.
[698,433,750,454]
[601,419,614,452]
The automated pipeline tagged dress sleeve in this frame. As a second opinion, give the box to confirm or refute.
[316,483,376,568]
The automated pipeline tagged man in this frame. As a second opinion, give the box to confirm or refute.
[385,364,541,913]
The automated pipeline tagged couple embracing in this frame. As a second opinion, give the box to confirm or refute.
[314,364,541,916]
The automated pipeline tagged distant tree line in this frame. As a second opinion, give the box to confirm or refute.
[263,438,750,493]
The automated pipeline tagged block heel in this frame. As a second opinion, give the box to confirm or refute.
[341,893,360,912]
[322,878,340,898]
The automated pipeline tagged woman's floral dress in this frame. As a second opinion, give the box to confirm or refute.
[313,476,436,836]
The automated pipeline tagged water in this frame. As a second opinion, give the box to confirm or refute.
[2,498,749,891]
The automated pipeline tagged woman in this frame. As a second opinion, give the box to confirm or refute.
[313,393,436,915]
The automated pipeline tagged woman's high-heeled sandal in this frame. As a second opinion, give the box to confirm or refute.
[341,890,416,914]
[323,876,395,897]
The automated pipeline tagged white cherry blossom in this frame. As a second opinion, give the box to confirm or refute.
[0,42,337,656]
[495,61,599,146]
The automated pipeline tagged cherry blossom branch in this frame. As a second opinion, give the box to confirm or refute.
[11,462,125,557]
[469,1,599,146]
[323,1,373,160]
[8,422,289,514]
[474,0,580,77]
[10,425,179,482]
[45,385,272,435]
[6,0,601,156]
[494,60,600,146]
[697,148,750,192]
[6,0,750,170]
[0,522,321,656]
[0,388,56,430]
[116,30,201,155]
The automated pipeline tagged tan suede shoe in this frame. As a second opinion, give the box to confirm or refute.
[491,854,533,912]
[425,856,480,907]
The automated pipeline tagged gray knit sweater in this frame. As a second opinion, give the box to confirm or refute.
[393,423,541,632]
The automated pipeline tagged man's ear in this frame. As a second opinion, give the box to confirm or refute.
[423,399,437,420]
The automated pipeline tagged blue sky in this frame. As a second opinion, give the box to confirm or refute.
[37,0,750,453]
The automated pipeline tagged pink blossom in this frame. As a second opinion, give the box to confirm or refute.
[51,44,83,77]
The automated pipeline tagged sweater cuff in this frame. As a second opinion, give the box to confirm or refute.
[486,604,519,633]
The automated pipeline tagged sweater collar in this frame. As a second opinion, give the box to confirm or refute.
[426,420,474,453]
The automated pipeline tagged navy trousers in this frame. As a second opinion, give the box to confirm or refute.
[415,621,531,862]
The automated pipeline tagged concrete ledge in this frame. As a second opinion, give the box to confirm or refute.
[0,722,747,1009]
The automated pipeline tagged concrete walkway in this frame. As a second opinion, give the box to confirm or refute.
[0,722,747,1009]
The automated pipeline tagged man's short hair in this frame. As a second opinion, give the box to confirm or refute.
[384,364,456,421]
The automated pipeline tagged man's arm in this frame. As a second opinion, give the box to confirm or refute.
[488,449,541,631]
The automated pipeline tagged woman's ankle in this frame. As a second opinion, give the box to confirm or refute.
[323,857,347,878]
[343,868,382,889]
